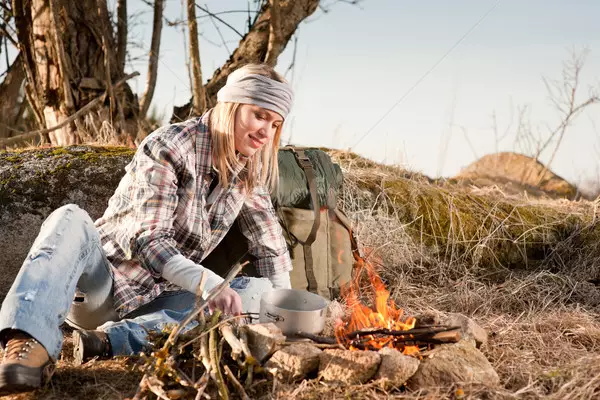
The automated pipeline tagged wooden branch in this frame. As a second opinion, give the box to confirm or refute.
[193,371,209,400]
[0,23,18,47]
[12,0,42,122]
[163,260,248,349]
[0,72,139,148]
[195,4,243,38]
[346,327,462,347]
[345,325,460,339]
[295,332,338,345]
[187,0,206,115]
[139,0,164,119]
[116,0,127,75]
[224,365,250,400]
[219,323,243,361]
[264,0,282,66]
[209,316,229,400]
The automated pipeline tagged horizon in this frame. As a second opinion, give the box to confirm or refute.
[3,0,599,187]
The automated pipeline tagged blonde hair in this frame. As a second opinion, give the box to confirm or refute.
[209,64,286,193]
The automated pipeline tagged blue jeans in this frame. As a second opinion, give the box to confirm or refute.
[0,204,273,359]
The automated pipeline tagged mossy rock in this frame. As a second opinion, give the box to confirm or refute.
[0,145,134,299]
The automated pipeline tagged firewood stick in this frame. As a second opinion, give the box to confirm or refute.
[199,334,211,372]
[295,332,338,345]
[219,323,243,361]
[345,325,460,339]
[209,316,228,400]
[429,329,462,343]
[164,260,248,349]
[311,343,346,350]
[194,371,210,398]
[238,327,255,363]
[350,328,463,347]
[179,313,255,351]
[224,365,251,400]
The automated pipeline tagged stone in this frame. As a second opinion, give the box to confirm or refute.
[0,146,133,301]
[265,342,322,382]
[242,323,286,363]
[322,300,347,337]
[439,313,488,348]
[374,347,420,389]
[416,312,488,348]
[318,349,381,384]
[407,340,500,389]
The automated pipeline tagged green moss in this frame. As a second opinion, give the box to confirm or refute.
[354,174,597,273]
[5,156,22,163]
[50,148,69,157]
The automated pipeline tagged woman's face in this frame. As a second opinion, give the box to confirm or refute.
[233,104,283,157]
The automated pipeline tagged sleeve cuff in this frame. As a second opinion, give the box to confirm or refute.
[254,252,293,277]
[162,254,225,298]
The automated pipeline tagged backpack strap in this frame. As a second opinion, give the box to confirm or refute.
[290,147,320,294]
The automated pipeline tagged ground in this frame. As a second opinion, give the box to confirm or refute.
[2,149,600,399]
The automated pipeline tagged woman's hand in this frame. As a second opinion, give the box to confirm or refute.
[208,287,243,315]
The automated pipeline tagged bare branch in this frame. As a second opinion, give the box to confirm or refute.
[139,0,165,119]
[195,3,244,38]
[528,49,600,185]
[264,0,282,66]
[204,4,231,54]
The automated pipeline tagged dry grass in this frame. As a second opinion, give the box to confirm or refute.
[5,149,600,399]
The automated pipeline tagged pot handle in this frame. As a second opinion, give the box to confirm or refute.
[264,312,285,323]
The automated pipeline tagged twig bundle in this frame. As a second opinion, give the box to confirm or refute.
[132,261,264,400]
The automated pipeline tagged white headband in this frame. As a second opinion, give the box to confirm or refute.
[216,71,293,118]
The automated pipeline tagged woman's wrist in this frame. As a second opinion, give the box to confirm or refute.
[268,271,292,289]
[162,254,224,297]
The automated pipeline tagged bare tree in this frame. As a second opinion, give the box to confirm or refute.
[172,0,320,121]
[139,0,165,120]
[535,49,599,176]
[7,0,139,147]
[187,0,206,115]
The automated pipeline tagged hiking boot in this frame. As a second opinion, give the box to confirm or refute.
[72,330,112,366]
[0,331,55,395]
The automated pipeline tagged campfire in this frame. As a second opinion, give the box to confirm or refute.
[130,257,494,399]
[334,255,461,355]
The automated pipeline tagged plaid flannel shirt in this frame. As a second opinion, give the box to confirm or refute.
[95,113,292,317]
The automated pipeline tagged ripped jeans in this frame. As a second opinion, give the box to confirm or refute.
[0,204,273,360]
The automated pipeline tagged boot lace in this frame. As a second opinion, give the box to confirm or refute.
[3,335,40,361]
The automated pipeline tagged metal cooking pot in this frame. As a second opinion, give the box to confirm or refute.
[259,289,327,336]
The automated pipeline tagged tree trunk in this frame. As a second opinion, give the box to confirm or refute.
[0,52,25,139]
[171,0,319,122]
[187,0,206,115]
[116,0,127,76]
[264,0,282,67]
[10,0,139,147]
[139,0,164,120]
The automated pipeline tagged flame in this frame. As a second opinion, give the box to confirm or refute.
[337,250,343,264]
[335,254,419,355]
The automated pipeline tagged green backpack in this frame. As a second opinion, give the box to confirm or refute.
[202,146,357,300]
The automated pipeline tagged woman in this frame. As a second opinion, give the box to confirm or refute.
[0,63,294,394]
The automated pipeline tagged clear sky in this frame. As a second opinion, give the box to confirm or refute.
[6,1,600,186]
